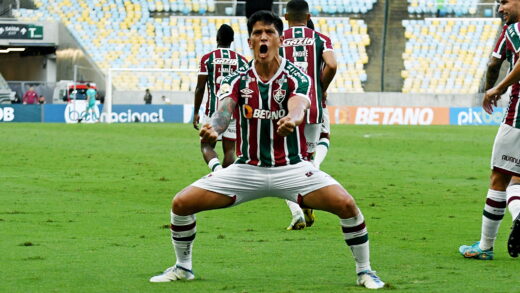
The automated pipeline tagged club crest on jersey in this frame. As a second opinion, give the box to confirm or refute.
[283,38,315,47]
[240,88,254,98]
[273,89,286,104]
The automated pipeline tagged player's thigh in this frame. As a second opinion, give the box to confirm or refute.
[191,163,270,206]
[302,185,358,217]
[173,186,236,215]
[271,161,338,200]
[321,107,331,135]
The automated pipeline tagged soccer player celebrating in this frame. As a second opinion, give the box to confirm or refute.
[193,24,248,172]
[280,0,337,230]
[150,11,385,289]
[459,0,520,259]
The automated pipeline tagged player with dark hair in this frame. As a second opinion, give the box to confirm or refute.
[150,11,384,289]
[459,0,520,259]
[193,24,248,172]
[280,0,337,230]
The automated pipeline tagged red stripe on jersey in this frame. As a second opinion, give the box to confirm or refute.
[505,97,519,126]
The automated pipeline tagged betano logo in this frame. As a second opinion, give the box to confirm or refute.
[243,105,286,120]
[355,107,434,125]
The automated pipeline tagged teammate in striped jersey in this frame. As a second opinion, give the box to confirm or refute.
[460,0,520,260]
[193,24,248,172]
[150,11,384,289]
[280,0,337,230]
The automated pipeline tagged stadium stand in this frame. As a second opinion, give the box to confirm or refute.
[407,0,479,16]
[14,1,370,93]
[401,18,501,94]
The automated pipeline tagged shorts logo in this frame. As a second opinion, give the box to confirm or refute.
[305,171,313,177]
[502,155,520,166]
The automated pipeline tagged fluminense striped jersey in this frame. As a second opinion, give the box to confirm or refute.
[504,23,520,128]
[279,26,333,124]
[217,58,311,167]
[199,48,248,116]
[492,25,507,61]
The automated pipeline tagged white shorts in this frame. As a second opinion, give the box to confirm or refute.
[304,124,320,154]
[321,107,330,135]
[491,123,520,176]
[191,161,339,206]
[201,114,236,140]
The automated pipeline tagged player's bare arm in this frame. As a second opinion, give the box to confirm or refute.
[193,75,208,130]
[320,51,337,94]
[200,96,237,142]
[484,56,520,114]
[485,57,505,91]
[277,95,310,136]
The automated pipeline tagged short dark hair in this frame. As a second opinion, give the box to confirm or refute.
[247,10,283,36]
[286,0,309,22]
[217,24,234,46]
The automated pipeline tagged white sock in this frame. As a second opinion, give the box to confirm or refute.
[286,200,304,218]
[340,212,371,273]
[171,211,196,270]
[313,138,329,169]
[507,185,520,220]
[208,158,222,172]
[479,189,506,250]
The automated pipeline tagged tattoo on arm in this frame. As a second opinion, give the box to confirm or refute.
[211,97,237,134]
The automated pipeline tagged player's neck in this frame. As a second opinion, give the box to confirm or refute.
[254,56,282,82]
[217,44,230,49]
[289,22,306,27]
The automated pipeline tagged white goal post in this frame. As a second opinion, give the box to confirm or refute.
[104,67,198,123]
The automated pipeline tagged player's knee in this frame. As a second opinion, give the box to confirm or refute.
[336,194,358,217]
[490,170,511,190]
[172,195,192,216]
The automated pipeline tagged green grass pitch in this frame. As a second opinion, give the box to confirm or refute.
[1,123,519,292]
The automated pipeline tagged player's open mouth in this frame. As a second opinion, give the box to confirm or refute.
[259,44,268,55]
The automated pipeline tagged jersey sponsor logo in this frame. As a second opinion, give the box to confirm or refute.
[283,38,315,47]
[213,58,238,65]
[243,106,286,120]
[293,50,308,58]
[273,89,286,104]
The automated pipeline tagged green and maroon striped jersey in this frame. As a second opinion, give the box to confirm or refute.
[199,48,248,116]
[217,58,311,167]
[280,26,334,124]
[504,23,520,128]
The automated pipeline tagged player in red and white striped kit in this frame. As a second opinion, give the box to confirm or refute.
[460,1,520,259]
[150,11,384,289]
[193,24,248,172]
[279,0,337,230]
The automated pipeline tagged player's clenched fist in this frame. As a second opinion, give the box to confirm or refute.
[277,116,296,136]
[200,123,218,143]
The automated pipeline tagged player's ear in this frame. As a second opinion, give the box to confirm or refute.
[248,38,252,49]
[306,13,311,21]
[279,35,284,44]
[284,13,289,21]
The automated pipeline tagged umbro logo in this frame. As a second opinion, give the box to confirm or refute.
[241,88,254,98]
[305,171,313,177]
[241,88,253,95]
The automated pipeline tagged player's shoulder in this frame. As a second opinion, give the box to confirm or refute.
[507,23,520,37]
[316,31,331,41]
